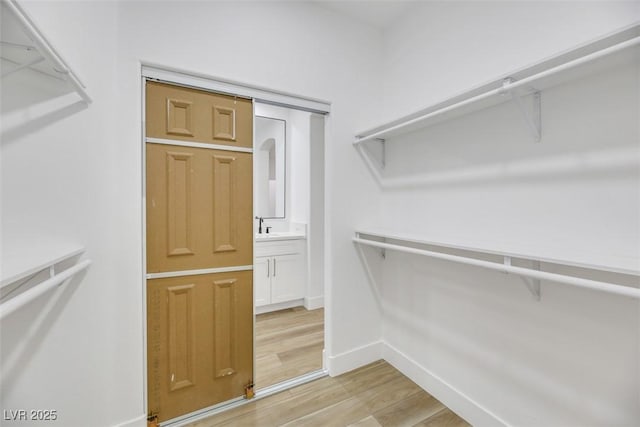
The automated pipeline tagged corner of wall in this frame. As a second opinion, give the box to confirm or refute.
[327,340,384,377]
[113,414,147,427]
[304,295,324,310]
[382,342,508,427]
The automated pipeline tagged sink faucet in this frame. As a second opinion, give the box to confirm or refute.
[255,216,264,234]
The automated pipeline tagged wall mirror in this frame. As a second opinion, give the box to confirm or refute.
[255,116,286,218]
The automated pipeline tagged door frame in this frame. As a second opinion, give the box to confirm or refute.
[140,62,331,425]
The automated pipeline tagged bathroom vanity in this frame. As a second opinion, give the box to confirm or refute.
[254,232,307,314]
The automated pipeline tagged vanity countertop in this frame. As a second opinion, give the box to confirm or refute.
[255,232,305,242]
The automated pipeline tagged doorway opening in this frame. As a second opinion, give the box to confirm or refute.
[253,103,326,390]
[142,64,329,426]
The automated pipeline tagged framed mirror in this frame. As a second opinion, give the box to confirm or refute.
[255,116,286,218]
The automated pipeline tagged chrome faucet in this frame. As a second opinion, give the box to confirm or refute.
[255,216,264,234]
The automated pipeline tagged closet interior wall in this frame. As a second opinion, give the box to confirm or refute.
[364,2,640,426]
[1,2,124,427]
[2,1,638,427]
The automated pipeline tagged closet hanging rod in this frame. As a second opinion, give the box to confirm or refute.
[353,237,640,299]
[355,35,640,144]
[0,259,91,320]
[3,0,91,103]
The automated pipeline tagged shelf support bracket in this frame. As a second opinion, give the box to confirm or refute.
[503,257,541,300]
[355,232,385,259]
[1,54,45,78]
[520,261,541,301]
[358,138,386,169]
[502,78,541,143]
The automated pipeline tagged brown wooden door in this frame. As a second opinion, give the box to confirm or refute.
[145,82,253,423]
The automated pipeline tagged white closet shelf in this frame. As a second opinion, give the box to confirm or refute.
[354,24,639,145]
[354,230,640,300]
[0,245,91,319]
[1,245,85,289]
[0,0,91,103]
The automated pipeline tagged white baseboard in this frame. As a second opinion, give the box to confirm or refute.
[304,295,324,310]
[383,343,508,427]
[113,414,147,427]
[327,340,384,376]
[255,299,304,315]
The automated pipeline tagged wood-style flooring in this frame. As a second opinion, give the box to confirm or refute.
[188,360,470,427]
[255,306,324,389]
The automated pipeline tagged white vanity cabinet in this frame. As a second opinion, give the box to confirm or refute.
[254,237,306,312]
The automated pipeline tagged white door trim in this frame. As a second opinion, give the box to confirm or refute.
[141,62,331,114]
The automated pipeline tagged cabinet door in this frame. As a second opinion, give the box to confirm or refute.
[254,257,271,307]
[271,254,304,304]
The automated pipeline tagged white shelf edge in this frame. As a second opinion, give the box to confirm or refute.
[0,259,92,320]
[354,23,640,144]
[353,233,640,300]
[1,246,86,289]
[2,0,91,103]
[355,229,640,277]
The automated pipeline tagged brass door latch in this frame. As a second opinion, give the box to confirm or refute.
[147,411,159,427]
[244,381,255,399]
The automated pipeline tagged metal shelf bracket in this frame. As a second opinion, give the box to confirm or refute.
[358,137,386,169]
[502,78,542,143]
[504,256,541,300]
[355,232,386,259]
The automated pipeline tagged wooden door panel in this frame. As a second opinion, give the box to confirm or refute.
[146,144,253,273]
[167,284,196,391]
[147,271,253,423]
[212,155,238,253]
[213,278,238,378]
[166,151,195,256]
[146,81,253,148]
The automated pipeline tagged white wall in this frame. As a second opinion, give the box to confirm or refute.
[366,2,640,426]
[289,109,311,225]
[0,2,144,427]
[381,1,640,119]
[6,2,633,426]
[2,1,384,426]
[308,114,326,308]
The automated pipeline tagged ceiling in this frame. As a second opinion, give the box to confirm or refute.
[312,1,418,30]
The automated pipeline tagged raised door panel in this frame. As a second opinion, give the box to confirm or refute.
[166,151,195,256]
[167,284,196,391]
[146,144,252,273]
[167,98,194,137]
[213,278,238,378]
[146,81,252,148]
[208,96,252,148]
[254,257,270,307]
[270,254,305,304]
[147,271,253,423]
[212,155,238,253]
[146,144,203,273]
[203,150,253,268]
[146,81,208,142]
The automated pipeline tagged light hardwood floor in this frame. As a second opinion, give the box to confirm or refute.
[255,307,324,389]
[188,360,470,427]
